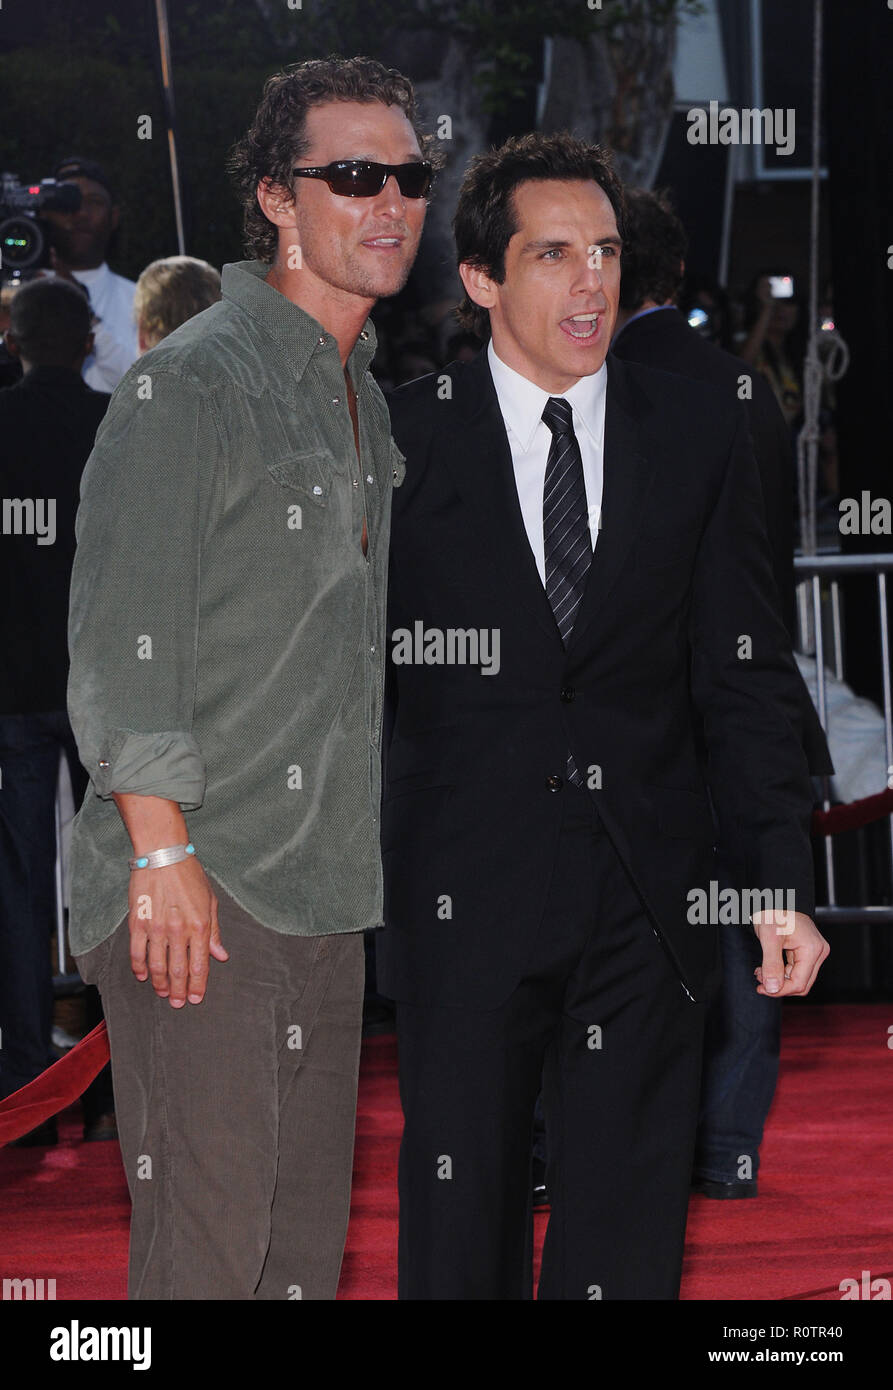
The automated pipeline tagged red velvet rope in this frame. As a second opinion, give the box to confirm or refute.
[0,1022,110,1146]
[811,786,893,837]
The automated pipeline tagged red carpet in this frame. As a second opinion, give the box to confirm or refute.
[1,1004,890,1300]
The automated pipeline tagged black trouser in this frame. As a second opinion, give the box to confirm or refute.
[0,709,113,1119]
[694,904,782,1184]
[394,786,707,1300]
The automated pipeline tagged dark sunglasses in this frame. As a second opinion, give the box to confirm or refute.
[291,159,433,199]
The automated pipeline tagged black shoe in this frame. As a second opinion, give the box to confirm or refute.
[83,1110,118,1142]
[9,1116,58,1148]
[691,1176,758,1200]
[532,1155,550,1210]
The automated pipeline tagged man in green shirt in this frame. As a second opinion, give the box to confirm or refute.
[68,56,432,1300]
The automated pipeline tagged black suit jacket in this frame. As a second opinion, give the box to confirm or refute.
[0,365,110,714]
[611,307,832,776]
[380,349,816,1009]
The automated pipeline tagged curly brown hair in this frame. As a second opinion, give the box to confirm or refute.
[227,55,440,264]
[453,132,625,341]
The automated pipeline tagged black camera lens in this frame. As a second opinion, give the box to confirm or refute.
[0,215,44,269]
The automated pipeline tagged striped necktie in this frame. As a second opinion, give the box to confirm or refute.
[542,396,592,787]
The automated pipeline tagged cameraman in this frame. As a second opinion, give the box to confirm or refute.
[43,156,138,392]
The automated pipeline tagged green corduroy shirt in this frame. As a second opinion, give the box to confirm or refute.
[67,259,405,955]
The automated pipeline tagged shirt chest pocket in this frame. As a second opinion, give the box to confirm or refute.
[266,450,334,507]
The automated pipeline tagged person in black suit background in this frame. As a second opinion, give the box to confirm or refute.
[0,277,111,1142]
[610,190,832,1199]
[380,133,829,1300]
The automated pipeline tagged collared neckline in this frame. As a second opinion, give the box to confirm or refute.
[71,263,112,290]
[221,260,378,384]
[487,338,607,452]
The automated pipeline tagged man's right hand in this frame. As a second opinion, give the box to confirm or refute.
[128,856,228,1007]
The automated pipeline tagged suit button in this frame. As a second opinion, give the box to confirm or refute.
[560,686,575,703]
[546,774,564,792]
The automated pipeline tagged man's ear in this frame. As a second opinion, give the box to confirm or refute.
[458,260,498,313]
[3,329,20,358]
[256,177,297,231]
[109,205,120,234]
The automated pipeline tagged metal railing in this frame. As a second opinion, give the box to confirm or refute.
[794,552,893,926]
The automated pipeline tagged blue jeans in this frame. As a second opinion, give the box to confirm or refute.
[0,710,88,1099]
[693,915,782,1184]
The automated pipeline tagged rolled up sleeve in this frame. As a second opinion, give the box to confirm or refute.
[67,366,217,810]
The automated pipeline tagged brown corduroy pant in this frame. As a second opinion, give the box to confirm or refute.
[75,874,365,1300]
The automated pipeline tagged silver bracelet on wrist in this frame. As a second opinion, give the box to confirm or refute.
[129,843,196,872]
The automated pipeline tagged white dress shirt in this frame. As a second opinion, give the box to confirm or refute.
[72,262,139,393]
[487,339,606,586]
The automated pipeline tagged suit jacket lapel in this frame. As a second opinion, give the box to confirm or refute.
[435,349,658,655]
[566,353,658,654]
[438,349,563,646]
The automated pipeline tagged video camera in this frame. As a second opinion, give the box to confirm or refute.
[0,173,81,282]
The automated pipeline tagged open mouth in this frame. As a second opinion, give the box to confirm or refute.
[361,236,405,251]
[559,312,602,341]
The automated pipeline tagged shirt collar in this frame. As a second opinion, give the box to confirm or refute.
[221,260,378,383]
[71,263,111,290]
[487,338,607,453]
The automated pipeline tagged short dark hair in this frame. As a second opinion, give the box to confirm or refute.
[227,54,440,263]
[453,131,625,341]
[9,276,92,365]
[618,187,688,312]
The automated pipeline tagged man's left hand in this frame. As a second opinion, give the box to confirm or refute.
[752,910,830,998]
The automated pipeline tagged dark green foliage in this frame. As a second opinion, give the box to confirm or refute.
[1,0,701,278]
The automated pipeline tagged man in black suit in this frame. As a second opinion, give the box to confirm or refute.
[380,133,829,1300]
[611,189,833,1201]
[0,277,110,1139]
